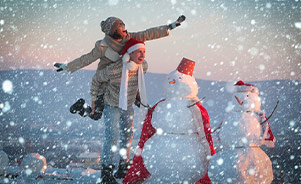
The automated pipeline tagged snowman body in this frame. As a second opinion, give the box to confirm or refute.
[208,88,273,184]
[143,98,210,184]
[141,70,211,183]
[20,153,47,178]
[208,147,273,184]
[219,111,262,148]
[0,150,9,174]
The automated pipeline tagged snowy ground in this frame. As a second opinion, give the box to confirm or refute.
[1,70,300,183]
[1,166,124,184]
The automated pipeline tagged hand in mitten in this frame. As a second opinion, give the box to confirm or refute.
[168,15,186,30]
[134,92,141,108]
[89,95,104,120]
[54,63,66,72]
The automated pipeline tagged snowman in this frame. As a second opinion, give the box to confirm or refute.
[0,150,9,174]
[123,58,215,184]
[208,80,276,184]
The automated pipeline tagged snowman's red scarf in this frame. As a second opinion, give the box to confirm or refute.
[123,99,215,184]
[245,110,276,147]
[262,115,276,147]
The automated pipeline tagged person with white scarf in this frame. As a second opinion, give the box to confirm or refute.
[90,38,147,184]
[54,15,185,74]
[54,16,185,122]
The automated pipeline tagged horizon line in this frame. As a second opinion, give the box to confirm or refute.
[0,69,300,83]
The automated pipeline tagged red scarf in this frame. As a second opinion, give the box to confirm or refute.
[262,114,276,147]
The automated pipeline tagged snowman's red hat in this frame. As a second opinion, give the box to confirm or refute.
[234,80,259,94]
[177,57,195,76]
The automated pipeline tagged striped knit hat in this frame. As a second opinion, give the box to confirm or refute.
[100,17,124,35]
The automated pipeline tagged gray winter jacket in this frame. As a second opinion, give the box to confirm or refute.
[65,25,169,73]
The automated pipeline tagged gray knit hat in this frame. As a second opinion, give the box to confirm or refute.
[100,17,124,35]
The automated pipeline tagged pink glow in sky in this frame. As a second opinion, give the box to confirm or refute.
[0,0,300,81]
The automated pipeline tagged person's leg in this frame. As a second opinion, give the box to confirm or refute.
[114,105,134,179]
[101,105,120,165]
[119,105,135,161]
[100,105,119,184]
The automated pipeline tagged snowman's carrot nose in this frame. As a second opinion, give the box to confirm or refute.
[169,79,176,84]
[235,96,243,105]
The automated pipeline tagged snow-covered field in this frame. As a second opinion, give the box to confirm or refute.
[2,166,102,184]
[0,70,300,183]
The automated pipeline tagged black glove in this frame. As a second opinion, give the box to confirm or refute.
[70,98,85,116]
[168,15,186,30]
[70,95,105,121]
[54,63,66,72]
[134,92,141,108]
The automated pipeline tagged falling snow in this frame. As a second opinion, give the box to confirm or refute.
[294,22,301,29]
[2,80,13,94]
[0,0,300,183]
[0,70,300,183]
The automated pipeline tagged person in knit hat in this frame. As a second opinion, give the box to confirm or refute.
[54,15,185,120]
[54,15,185,73]
[100,17,126,39]
[90,38,147,184]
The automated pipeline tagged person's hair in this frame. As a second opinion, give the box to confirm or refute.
[110,30,123,39]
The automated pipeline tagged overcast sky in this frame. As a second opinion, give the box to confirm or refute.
[0,0,300,81]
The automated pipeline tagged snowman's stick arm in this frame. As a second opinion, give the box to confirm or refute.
[260,100,280,125]
[140,102,154,111]
[201,120,224,139]
[187,96,206,108]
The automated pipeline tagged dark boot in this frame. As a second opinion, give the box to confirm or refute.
[70,98,85,116]
[100,164,118,184]
[114,159,130,179]
[70,95,104,120]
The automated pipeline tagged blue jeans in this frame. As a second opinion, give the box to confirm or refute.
[101,104,134,165]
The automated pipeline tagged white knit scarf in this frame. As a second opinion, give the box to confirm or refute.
[119,61,147,110]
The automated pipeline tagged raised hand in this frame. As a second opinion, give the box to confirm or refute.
[168,15,186,30]
[54,62,66,72]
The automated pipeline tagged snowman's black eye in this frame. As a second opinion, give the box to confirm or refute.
[179,77,182,79]
[247,95,249,97]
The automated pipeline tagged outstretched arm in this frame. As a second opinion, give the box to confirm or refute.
[90,61,120,112]
[54,40,104,73]
[90,70,109,102]
[129,15,186,42]
[129,25,169,42]
[90,72,106,115]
